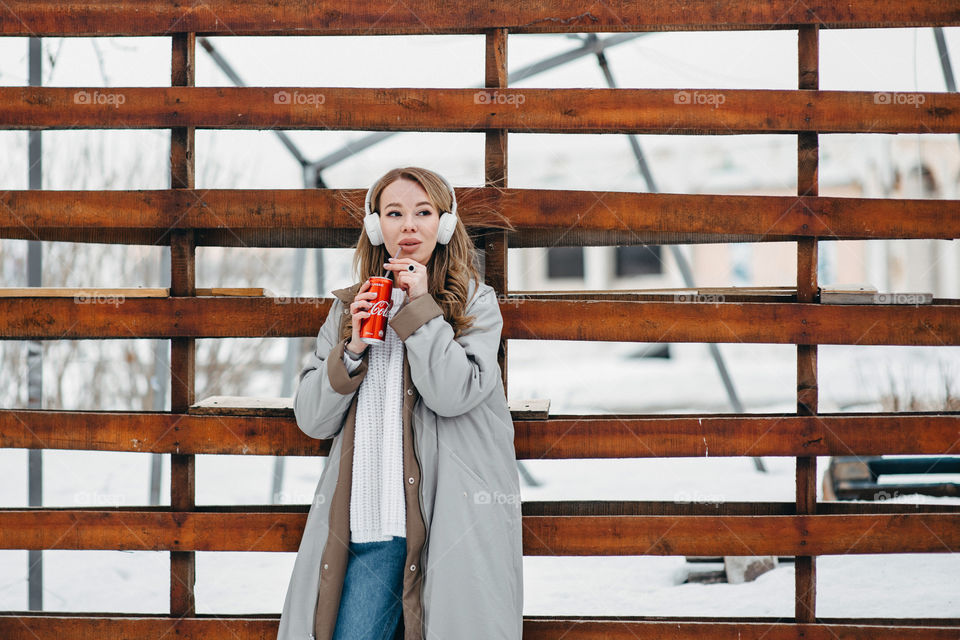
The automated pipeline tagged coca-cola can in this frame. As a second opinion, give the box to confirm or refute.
[359,276,394,345]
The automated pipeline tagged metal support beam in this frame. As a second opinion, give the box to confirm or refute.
[933,27,960,149]
[26,35,44,613]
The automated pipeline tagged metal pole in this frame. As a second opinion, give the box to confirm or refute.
[149,246,170,505]
[27,35,44,612]
[273,242,308,504]
[933,28,960,149]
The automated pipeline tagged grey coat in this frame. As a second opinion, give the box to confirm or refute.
[277,278,523,640]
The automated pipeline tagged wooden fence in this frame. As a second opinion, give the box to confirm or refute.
[2,2,960,638]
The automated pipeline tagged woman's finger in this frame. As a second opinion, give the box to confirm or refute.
[351,292,376,309]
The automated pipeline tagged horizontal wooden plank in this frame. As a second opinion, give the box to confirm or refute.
[521,501,960,516]
[0,287,269,297]
[522,619,960,639]
[523,514,960,555]
[2,87,959,135]
[3,409,959,458]
[0,616,957,640]
[9,224,956,250]
[1,1,958,36]
[0,500,954,518]
[0,510,956,554]
[515,413,960,459]
[190,395,294,417]
[0,409,327,456]
[2,189,958,245]
[514,288,796,303]
[188,394,549,419]
[501,299,960,345]
[524,287,797,297]
[523,616,958,640]
[2,296,958,345]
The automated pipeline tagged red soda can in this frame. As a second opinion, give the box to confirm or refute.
[359,276,394,345]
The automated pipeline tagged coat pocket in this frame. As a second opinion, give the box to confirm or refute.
[447,447,493,494]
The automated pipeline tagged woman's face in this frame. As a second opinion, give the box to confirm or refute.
[377,177,442,265]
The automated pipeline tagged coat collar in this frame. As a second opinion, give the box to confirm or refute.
[331,281,363,305]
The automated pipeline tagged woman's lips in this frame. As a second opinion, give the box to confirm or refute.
[399,242,421,250]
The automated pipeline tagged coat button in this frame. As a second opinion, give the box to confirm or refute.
[408,476,415,484]
[406,389,413,395]
[409,564,416,572]
[323,563,328,570]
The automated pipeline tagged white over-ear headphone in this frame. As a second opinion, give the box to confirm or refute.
[363,173,458,246]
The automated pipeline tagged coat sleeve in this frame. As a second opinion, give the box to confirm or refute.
[389,283,502,418]
[293,297,369,439]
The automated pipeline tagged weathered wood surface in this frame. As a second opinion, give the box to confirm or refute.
[2,295,957,344]
[1,87,958,134]
[2,409,957,458]
[3,189,956,244]
[1,1,958,36]
[0,615,957,640]
[1,510,956,555]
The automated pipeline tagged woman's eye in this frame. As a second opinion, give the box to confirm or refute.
[385,209,432,216]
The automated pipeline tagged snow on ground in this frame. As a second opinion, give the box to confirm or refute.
[2,343,959,616]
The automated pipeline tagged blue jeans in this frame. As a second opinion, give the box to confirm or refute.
[331,535,407,640]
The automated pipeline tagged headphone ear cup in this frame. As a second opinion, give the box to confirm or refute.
[364,212,384,246]
[436,211,456,245]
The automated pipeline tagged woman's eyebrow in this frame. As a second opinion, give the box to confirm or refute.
[384,201,433,208]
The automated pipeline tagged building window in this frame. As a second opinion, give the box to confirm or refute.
[546,247,585,279]
[615,245,662,277]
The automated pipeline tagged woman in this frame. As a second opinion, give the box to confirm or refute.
[277,167,523,640]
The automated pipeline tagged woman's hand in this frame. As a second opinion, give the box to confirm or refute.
[383,257,429,301]
[346,280,376,355]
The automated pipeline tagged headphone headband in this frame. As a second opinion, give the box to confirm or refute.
[363,171,458,246]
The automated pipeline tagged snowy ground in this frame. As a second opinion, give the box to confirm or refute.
[2,342,959,617]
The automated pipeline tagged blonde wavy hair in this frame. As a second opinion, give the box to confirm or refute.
[336,166,515,341]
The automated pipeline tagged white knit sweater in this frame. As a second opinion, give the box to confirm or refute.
[341,286,407,542]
